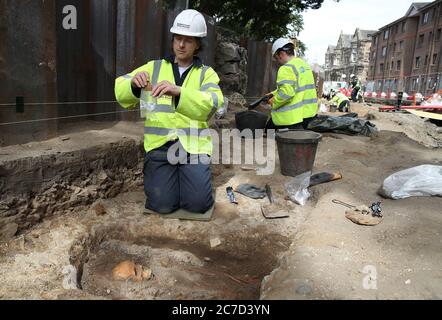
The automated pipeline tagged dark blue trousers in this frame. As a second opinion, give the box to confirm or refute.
[351,89,359,102]
[143,141,214,214]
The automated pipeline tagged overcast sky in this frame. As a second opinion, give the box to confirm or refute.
[299,0,427,65]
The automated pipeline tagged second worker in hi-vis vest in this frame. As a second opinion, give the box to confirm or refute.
[266,38,318,132]
[115,9,224,214]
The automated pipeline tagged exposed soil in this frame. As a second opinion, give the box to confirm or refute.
[0,101,441,300]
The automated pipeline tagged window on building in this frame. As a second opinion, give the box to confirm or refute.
[412,79,417,90]
[391,61,394,70]
[351,50,357,62]
[393,42,397,52]
[415,56,421,69]
[430,31,433,41]
[374,36,378,45]
[425,55,428,66]
[384,29,389,40]
[433,53,438,65]
[418,34,425,47]
[402,22,406,33]
[397,60,401,71]
[428,78,433,89]
[382,46,387,56]
[399,41,404,50]
[423,12,429,25]
[437,29,441,41]
[380,63,384,72]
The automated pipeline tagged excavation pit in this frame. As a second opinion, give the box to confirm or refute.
[70,225,290,300]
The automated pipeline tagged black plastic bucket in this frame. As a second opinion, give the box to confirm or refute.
[275,130,322,177]
[235,110,269,138]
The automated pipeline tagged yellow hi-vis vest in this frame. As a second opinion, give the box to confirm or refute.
[331,92,349,106]
[271,57,318,125]
[114,59,224,156]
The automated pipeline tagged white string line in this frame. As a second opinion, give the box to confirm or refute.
[0,101,119,107]
[0,109,140,126]
[0,96,268,107]
[0,95,271,126]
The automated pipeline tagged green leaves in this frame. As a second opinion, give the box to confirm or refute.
[164,0,325,41]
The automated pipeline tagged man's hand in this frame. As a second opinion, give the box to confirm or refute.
[131,72,150,89]
[264,92,274,105]
[152,81,181,98]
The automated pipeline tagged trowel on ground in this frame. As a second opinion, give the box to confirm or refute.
[261,184,290,219]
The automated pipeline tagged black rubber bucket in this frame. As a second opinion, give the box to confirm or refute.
[275,130,322,177]
[235,110,269,138]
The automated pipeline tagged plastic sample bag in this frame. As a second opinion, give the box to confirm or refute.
[379,165,442,199]
[140,85,157,118]
[285,171,311,206]
[216,97,229,119]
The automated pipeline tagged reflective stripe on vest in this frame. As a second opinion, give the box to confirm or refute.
[200,83,221,91]
[277,80,296,86]
[152,60,162,85]
[285,64,316,94]
[144,127,212,137]
[277,90,293,100]
[200,81,219,121]
[273,98,319,113]
[200,66,210,87]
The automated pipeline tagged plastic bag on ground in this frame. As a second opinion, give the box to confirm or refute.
[285,171,311,206]
[379,165,442,199]
[307,113,378,137]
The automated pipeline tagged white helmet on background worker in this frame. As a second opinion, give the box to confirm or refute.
[170,9,207,37]
[350,74,355,78]
[272,38,293,56]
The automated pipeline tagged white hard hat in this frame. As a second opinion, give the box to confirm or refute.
[272,38,293,56]
[350,74,355,78]
[170,9,207,38]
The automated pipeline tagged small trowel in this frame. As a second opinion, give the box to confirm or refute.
[248,94,273,110]
[261,184,290,219]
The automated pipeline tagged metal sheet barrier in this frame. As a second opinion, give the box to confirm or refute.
[0,0,272,146]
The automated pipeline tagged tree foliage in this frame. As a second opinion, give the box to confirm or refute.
[164,0,325,41]
[164,0,341,56]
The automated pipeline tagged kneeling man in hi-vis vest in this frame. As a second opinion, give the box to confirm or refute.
[266,38,318,132]
[115,9,224,214]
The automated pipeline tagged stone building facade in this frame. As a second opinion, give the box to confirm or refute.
[324,29,377,83]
